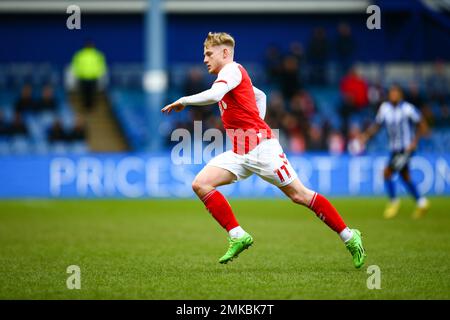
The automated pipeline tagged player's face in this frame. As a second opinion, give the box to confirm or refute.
[388,87,403,105]
[203,45,223,74]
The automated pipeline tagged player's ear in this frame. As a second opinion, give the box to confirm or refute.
[223,46,232,59]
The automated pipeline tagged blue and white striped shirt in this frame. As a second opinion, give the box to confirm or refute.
[375,101,422,152]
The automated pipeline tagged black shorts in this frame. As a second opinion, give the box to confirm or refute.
[388,150,413,172]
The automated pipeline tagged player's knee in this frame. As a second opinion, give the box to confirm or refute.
[191,179,203,194]
[191,178,211,196]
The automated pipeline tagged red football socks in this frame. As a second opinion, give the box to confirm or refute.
[309,192,347,233]
[201,189,345,235]
[201,190,240,231]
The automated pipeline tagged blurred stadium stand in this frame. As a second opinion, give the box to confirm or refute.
[0,69,89,155]
[0,0,449,155]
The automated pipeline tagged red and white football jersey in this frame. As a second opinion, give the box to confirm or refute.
[214,62,273,154]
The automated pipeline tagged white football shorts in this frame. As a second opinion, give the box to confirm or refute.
[207,138,297,187]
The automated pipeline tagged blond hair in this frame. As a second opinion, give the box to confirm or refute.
[204,32,235,49]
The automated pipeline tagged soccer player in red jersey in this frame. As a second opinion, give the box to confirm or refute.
[162,32,366,268]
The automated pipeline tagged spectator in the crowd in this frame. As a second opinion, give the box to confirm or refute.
[406,81,425,110]
[367,80,385,112]
[264,45,283,84]
[435,104,450,128]
[279,55,302,100]
[71,40,107,111]
[183,67,214,126]
[289,41,306,71]
[9,112,28,136]
[427,60,449,105]
[292,90,316,119]
[347,124,364,155]
[66,116,87,142]
[335,22,355,77]
[327,130,345,155]
[282,113,305,153]
[340,68,369,109]
[14,84,36,114]
[47,119,68,143]
[183,67,208,96]
[339,67,369,136]
[306,124,326,151]
[265,91,286,131]
[36,84,58,112]
[307,27,330,85]
[288,92,309,134]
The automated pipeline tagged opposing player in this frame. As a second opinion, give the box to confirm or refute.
[162,32,366,268]
[360,84,429,219]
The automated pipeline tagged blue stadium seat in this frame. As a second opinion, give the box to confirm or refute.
[34,140,50,155]
[10,135,31,154]
[71,142,89,154]
[50,142,69,154]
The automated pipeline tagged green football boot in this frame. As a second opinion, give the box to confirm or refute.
[219,233,253,264]
[345,229,366,269]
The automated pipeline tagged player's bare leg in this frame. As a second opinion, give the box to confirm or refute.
[192,165,253,264]
[383,166,401,219]
[399,168,429,219]
[280,178,366,269]
[192,165,236,199]
[278,178,315,207]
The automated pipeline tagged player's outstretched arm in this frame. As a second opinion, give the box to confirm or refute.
[161,82,230,114]
[182,82,230,106]
[360,123,381,144]
[359,102,385,144]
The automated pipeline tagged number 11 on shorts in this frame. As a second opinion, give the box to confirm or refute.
[274,164,291,183]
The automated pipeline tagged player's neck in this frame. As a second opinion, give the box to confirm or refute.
[391,100,403,107]
[218,60,234,72]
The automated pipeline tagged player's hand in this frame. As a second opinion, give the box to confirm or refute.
[406,141,417,153]
[161,100,185,114]
[357,133,367,145]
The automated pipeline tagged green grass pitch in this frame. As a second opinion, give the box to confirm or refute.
[0,197,449,299]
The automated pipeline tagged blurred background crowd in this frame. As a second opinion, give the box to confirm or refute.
[0,0,449,156]
[167,23,449,155]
